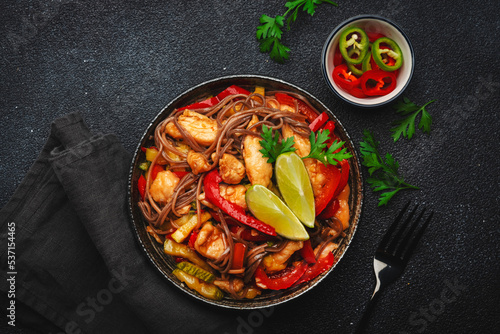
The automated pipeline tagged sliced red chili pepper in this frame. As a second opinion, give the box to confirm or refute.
[138,175,146,200]
[360,69,397,96]
[255,263,307,290]
[332,64,361,92]
[275,93,319,123]
[300,240,317,264]
[333,46,344,66]
[216,85,251,101]
[204,169,276,236]
[314,164,341,215]
[231,243,247,270]
[367,32,386,43]
[349,86,368,98]
[309,112,329,132]
[294,252,335,286]
[141,146,147,153]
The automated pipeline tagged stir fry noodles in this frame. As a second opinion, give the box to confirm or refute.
[136,85,352,300]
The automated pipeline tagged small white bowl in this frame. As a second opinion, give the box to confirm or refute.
[321,15,414,108]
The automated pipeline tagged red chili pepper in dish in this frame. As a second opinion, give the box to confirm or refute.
[203,169,276,236]
[275,93,319,123]
[314,164,341,215]
[333,46,344,66]
[150,164,164,181]
[173,171,189,179]
[300,240,317,264]
[229,225,275,242]
[367,32,386,43]
[255,263,307,290]
[294,252,335,286]
[360,69,397,96]
[332,64,361,92]
[309,112,329,132]
[138,175,146,200]
[231,243,247,270]
[178,96,220,111]
[188,230,198,249]
[317,198,340,220]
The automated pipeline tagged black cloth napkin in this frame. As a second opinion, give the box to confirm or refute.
[0,113,241,333]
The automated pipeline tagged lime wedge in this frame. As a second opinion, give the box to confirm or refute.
[275,152,315,228]
[246,185,309,241]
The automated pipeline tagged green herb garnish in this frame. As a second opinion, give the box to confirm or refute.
[391,97,436,142]
[259,125,296,163]
[303,129,352,165]
[360,130,419,206]
[256,0,338,63]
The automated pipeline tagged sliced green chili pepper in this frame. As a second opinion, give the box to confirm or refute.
[346,48,364,76]
[361,44,373,73]
[339,27,369,65]
[372,37,403,71]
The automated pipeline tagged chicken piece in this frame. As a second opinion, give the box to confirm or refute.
[149,170,180,203]
[187,150,211,175]
[219,184,247,210]
[165,110,218,146]
[243,115,272,187]
[219,154,246,184]
[282,123,311,158]
[262,241,303,273]
[334,184,350,230]
[214,278,245,293]
[314,241,339,259]
[197,192,216,210]
[194,222,227,260]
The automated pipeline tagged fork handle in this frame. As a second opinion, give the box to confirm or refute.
[353,290,381,334]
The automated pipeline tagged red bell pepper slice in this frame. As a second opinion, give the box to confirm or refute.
[216,85,251,100]
[314,164,341,215]
[332,159,350,199]
[138,175,146,200]
[173,171,189,179]
[177,96,220,111]
[203,169,276,236]
[349,86,368,98]
[360,69,397,96]
[332,64,361,92]
[294,252,335,286]
[150,164,164,181]
[300,240,317,264]
[231,243,247,270]
[255,263,307,290]
[275,93,319,123]
[229,225,275,242]
[309,112,329,132]
[317,198,340,220]
[188,230,198,249]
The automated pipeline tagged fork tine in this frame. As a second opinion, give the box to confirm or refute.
[401,211,434,263]
[385,204,419,254]
[393,208,426,259]
[377,201,411,251]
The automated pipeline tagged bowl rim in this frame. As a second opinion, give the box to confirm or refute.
[127,74,364,309]
[321,14,415,108]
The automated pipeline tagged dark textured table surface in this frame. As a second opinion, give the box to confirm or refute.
[1,1,499,333]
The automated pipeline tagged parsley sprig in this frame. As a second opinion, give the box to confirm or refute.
[256,0,338,63]
[259,125,352,165]
[303,129,352,165]
[360,130,419,206]
[259,125,296,163]
[391,98,436,142]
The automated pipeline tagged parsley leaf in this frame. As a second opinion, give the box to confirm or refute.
[257,0,338,63]
[360,130,419,206]
[391,97,436,142]
[303,129,352,165]
[259,125,296,163]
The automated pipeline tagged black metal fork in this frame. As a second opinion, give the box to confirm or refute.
[354,202,434,333]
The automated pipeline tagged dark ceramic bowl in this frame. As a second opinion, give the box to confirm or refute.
[128,75,363,309]
[321,15,415,108]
